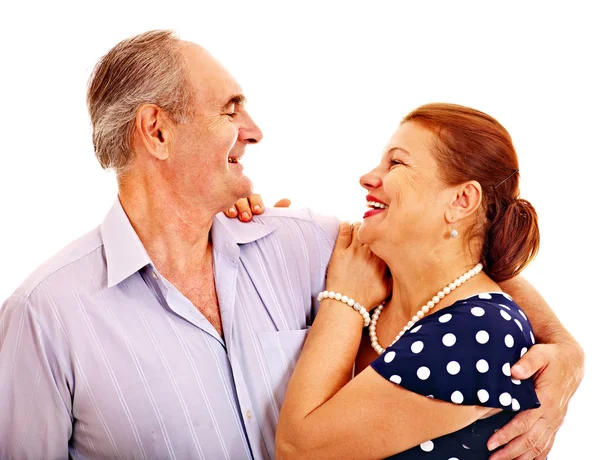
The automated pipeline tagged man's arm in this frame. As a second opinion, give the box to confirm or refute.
[488,276,585,459]
[0,295,73,459]
[500,276,578,344]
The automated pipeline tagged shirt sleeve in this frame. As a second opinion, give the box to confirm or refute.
[307,210,339,318]
[0,295,72,459]
[371,299,540,412]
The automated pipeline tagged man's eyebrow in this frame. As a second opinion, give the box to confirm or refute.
[221,94,246,111]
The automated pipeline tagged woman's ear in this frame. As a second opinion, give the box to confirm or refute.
[133,104,172,161]
[444,181,482,224]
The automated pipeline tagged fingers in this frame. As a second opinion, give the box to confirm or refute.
[224,195,289,220]
[334,222,353,250]
[351,221,362,244]
[247,194,265,215]
[234,197,252,222]
[488,410,544,459]
[532,436,554,460]
[224,205,238,218]
[273,198,291,208]
[511,344,550,380]
[513,427,554,460]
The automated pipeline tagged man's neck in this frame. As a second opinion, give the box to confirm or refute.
[118,181,216,277]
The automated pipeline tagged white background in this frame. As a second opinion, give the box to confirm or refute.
[1,0,598,456]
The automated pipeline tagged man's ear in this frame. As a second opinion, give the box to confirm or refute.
[444,181,482,224]
[133,104,172,161]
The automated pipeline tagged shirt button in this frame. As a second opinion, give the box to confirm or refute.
[152,271,159,280]
[246,410,252,421]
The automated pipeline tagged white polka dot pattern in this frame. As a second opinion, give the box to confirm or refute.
[384,351,396,363]
[410,324,422,333]
[411,341,424,354]
[417,366,430,380]
[420,440,434,452]
[477,389,490,403]
[442,333,456,347]
[451,390,464,404]
[476,330,490,344]
[369,293,541,457]
[447,361,460,375]
[476,359,489,373]
[520,347,527,357]
[512,399,520,411]
[499,392,512,406]
[439,313,452,323]
[471,307,485,317]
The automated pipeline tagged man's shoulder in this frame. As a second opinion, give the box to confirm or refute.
[253,207,339,243]
[10,226,105,300]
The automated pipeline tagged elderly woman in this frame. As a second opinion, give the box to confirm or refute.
[274,103,557,459]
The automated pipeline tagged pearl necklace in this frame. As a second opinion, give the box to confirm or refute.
[369,263,483,355]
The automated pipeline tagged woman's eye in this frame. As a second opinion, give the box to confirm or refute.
[390,159,405,166]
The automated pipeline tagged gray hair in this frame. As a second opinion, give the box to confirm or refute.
[86,30,192,174]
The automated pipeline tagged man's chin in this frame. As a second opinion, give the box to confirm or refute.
[232,177,254,201]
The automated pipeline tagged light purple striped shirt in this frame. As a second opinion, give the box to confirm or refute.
[0,200,338,459]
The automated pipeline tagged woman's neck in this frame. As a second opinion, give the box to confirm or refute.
[382,245,496,321]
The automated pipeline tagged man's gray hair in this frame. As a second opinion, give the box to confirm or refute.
[87,30,192,174]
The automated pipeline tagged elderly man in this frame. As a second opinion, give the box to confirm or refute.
[0,30,583,459]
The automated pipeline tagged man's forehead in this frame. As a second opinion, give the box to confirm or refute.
[180,43,243,106]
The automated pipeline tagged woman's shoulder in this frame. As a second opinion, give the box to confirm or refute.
[412,292,535,345]
[371,292,540,411]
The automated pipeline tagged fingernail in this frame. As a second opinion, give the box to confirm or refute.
[488,441,499,451]
[253,205,261,212]
[512,364,524,375]
[242,211,249,220]
[229,207,236,214]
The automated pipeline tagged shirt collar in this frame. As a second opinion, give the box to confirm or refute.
[101,199,153,288]
[211,212,275,259]
[101,199,276,287]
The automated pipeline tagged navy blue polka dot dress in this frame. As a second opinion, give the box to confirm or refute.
[371,293,540,459]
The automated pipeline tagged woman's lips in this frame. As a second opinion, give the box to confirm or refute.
[364,208,387,219]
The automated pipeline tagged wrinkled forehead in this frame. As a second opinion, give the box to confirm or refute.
[180,42,243,107]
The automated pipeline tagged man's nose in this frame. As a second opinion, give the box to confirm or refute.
[240,114,263,144]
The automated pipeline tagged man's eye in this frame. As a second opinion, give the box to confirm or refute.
[390,159,405,166]
[224,104,236,117]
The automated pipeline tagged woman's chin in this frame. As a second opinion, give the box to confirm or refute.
[357,224,377,246]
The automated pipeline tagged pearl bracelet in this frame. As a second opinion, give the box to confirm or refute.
[317,290,371,327]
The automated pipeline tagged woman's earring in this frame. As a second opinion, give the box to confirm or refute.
[450,222,458,239]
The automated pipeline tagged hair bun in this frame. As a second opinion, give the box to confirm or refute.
[483,197,540,282]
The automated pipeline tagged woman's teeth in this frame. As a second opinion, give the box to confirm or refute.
[367,201,388,209]
[228,158,239,163]
[367,201,389,209]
